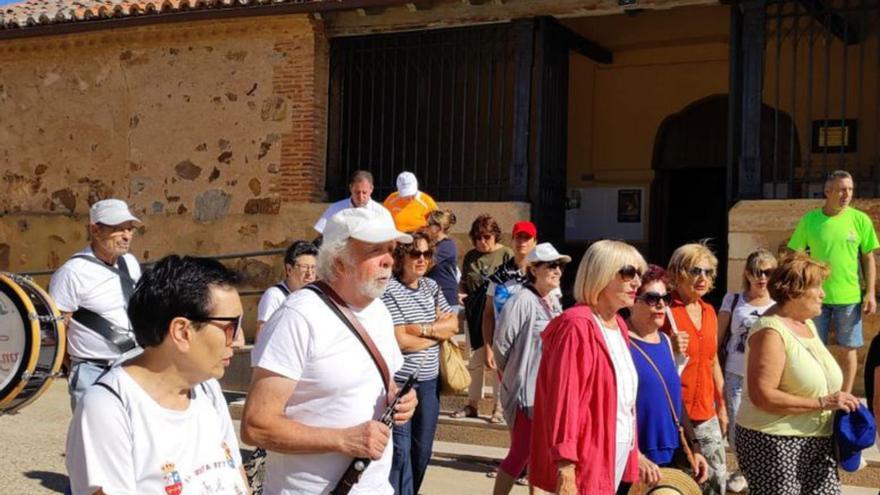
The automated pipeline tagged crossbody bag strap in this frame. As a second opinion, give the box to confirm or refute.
[72,254,136,302]
[305,281,391,393]
[630,339,697,471]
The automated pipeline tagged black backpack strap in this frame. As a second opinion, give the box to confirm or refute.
[71,254,136,302]
[274,283,291,297]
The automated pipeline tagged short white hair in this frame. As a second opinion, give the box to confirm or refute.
[573,239,647,306]
[317,237,352,282]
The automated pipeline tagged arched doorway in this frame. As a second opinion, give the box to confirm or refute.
[650,94,799,303]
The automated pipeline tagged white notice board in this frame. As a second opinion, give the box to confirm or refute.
[564,187,646,242]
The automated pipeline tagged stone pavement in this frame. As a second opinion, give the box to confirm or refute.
[1,380,877,494]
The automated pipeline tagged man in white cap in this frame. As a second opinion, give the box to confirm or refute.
[49,198,143,410]
[242,207,418,495]
[383,171,438,233]
[313,170,393,234]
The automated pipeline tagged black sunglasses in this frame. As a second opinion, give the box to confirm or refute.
[539,261,566,270]
[688,266,716,279]
[618,265,642,282]
[637,291,672,307]
[407,249,434,260]
[751,268,774,278]
[188,315,242,345]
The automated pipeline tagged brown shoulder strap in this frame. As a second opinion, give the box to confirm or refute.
[630,338,697,471]
[307,281,391,393]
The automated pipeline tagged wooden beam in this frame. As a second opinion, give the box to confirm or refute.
[405,0,434,11]
[541,16,612,65]
[796,0,860,45]
[356,6,386,16]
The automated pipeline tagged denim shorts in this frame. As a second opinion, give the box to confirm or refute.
[812,303,863,348]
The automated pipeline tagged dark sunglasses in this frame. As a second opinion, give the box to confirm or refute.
[637,291,672,307]
[188,315,242,345]
[751,268,774,278]
[407,249,434,260]
[476,234,495,241]
[539,261,566,270]
[688,266,716,279]
[618,265,642,282]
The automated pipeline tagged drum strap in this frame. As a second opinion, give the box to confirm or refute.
[69,254,138,352]
[70,254,136,302]
[274,282,291,297]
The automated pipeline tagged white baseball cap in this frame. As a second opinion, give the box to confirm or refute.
[396,171,419,197]
[323,207,413,246]
[527,242,571,264]
[89,199,141,226]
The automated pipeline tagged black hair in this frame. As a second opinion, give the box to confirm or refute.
[284,240,319,266]
[128,255,242,348]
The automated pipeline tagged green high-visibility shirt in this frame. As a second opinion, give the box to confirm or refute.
[788,207,879,305]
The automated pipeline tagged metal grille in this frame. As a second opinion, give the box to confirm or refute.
[762,0,880,198]
[326,24,521,201]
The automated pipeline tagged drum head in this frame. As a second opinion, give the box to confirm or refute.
[0,274,38,405]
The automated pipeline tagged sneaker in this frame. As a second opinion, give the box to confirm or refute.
[727,473,747,493]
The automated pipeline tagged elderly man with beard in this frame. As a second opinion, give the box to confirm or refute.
[50,199,143,410]
[242,208,418,495]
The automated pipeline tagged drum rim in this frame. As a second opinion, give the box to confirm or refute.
[0,273,42,409]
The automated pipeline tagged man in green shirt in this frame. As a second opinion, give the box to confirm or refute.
[788,170,879,393]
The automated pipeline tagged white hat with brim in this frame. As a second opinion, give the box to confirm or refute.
[324,207,413,246]
[526,242,572,264]
[89,199,142,226]
[628,468,702,495]
[396,171,419,197]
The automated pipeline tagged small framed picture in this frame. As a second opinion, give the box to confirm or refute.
[617,189,641,223]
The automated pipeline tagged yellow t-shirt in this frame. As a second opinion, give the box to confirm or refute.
[736,315,843,437]
[383,191,438,233]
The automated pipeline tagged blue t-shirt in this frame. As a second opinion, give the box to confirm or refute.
[630,333,682,466]
[426,238,459,307]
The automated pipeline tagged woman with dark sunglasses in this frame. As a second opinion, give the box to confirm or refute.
[382,230,459,495]
[530,240,651,494]
[491,243,568,495]
[622,264,709,494]
[664,243,728,495]
[716,248,777,493]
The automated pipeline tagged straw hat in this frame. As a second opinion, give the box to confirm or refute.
[627,468,701,495]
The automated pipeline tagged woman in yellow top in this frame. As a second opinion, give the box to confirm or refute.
[735,253,860,495]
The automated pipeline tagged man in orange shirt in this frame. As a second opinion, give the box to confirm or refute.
[383,171,438,233]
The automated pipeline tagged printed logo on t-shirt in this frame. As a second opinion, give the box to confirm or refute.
[848,230,857,243]
[162,463,183,495]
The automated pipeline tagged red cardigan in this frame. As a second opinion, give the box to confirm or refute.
[529,304,640,494]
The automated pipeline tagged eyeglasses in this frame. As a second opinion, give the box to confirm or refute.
[408,249,434,260]
[294,263,317,273]
[618,265,643,282]
[539,261,566,270]
[476,234,495,242]
[688,267,716,279]
[637,291,672,307]
[751,268,774,279]
[188,315,242,346]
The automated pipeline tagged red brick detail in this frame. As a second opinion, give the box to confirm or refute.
[269,17,329,202]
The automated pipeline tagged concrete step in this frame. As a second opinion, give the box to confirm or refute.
[440,393,499,416]
[435,412,510,448]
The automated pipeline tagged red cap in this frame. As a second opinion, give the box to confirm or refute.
[512,221,537,238]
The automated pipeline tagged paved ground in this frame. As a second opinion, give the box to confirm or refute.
[1,380,876,494]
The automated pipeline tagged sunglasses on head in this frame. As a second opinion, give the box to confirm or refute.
[407,249,434,260]
[637,291,672,307]
[188,314,242,346]
[751,268,774,278]
[688,266,716,279]
[618,265,642,282]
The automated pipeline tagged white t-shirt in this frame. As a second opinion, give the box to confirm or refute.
[313,199,393,233]
[596,317,638,489]
[251,289,404,495]
[720,292,775,376]
[257,282,290,323]
[66,367,246,495]
[49,247,142,361]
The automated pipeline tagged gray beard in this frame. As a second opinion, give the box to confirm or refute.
[358,276,389,300]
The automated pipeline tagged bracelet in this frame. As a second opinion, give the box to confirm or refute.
[817,396,825,410]
[428,324,435,338]
[419,324,427,337]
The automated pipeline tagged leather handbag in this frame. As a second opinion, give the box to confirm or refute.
[439,339,471,394]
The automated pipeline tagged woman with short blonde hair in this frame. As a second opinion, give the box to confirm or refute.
[531,240,649,494]
[736,253,859,494]
[663,242,728,495]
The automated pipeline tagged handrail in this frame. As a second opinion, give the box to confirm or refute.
[17,248,287,280]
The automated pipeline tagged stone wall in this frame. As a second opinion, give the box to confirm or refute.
[729,199,880,396]
[0,14,328,219]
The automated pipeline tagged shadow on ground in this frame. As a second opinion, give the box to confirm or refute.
[23,471,67,493]
[428,458,497,474]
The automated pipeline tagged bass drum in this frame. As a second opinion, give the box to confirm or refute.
[0,272,66,414]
